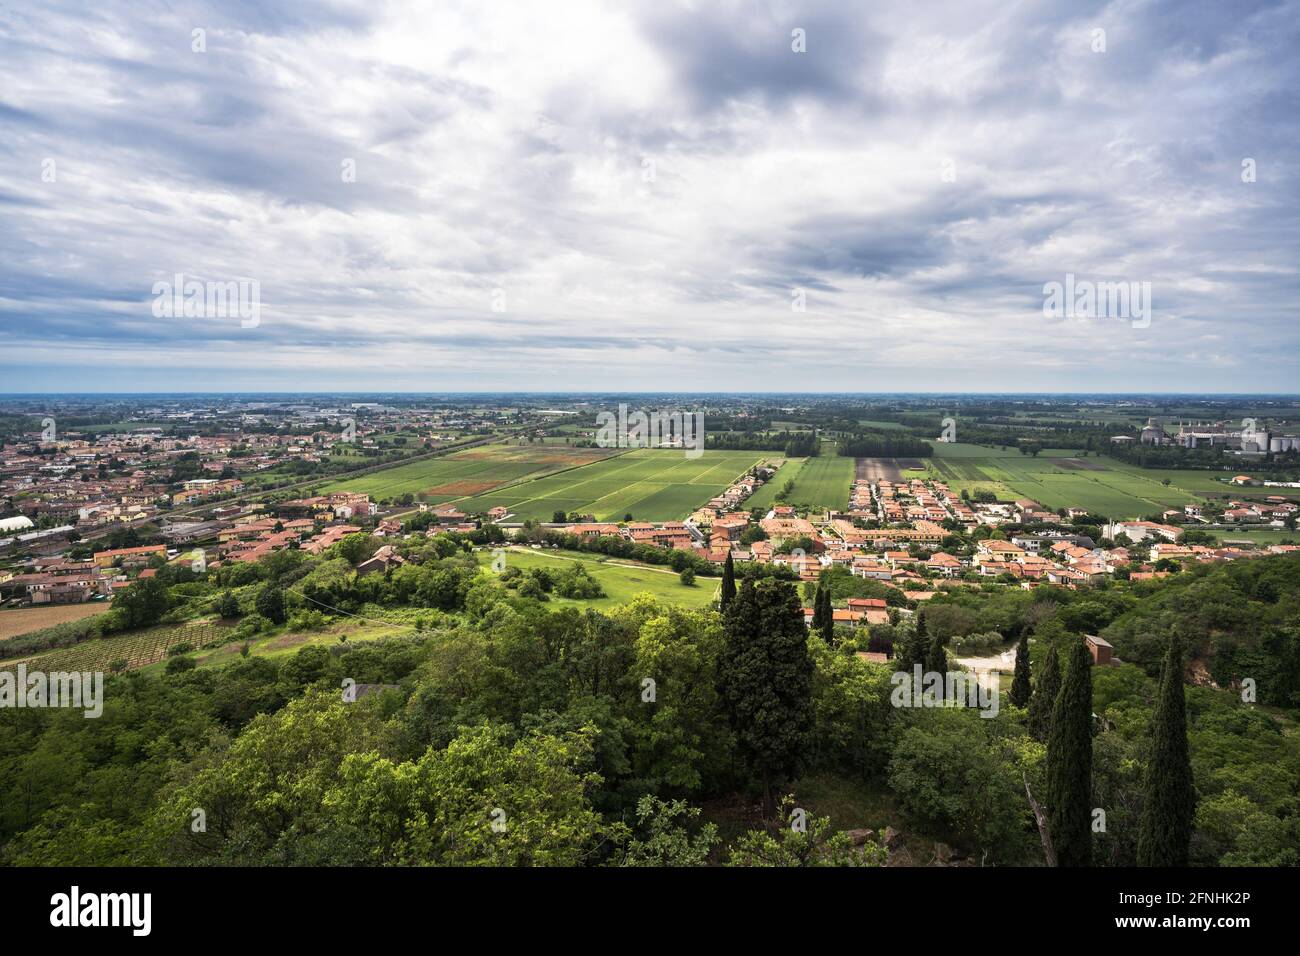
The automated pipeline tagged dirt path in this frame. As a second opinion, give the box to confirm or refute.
[954,646,1018,673]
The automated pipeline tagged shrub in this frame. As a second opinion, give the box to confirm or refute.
[255,584,287,625]
[553,565,606,599]
[517,577,549,601]
[286,609,329,632]
[950,631,1005,654]
[217,591,241,619]
[164,655,196,674]
[234,613,272,639]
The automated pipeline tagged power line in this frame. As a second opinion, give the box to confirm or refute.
[285,586,424,633]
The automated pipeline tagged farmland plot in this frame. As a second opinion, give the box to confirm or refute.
[929,450,1211,518]
[466,449,765,521]
[0,622,232,675]
[321,444,616,502]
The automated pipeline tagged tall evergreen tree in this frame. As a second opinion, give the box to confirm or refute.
[923,629,947,677]
[1046,636,1094,867]
[817,582,835,645]
[1029,641,1061,741]
[1009,630,1032,708]
[897,609,927,670]
[718,576,816,818]
[811,576,830,637]
[923,627,949,700]
[720,552,737,610]
[1137,633,1195,867]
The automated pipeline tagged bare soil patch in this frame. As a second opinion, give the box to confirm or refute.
[425,479,502,496]
[856,458,904,482]
[0,602,111,641]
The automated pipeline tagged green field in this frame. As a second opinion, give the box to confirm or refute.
[464,449,764,522]
[787,456,855,511]
[478,548,720,609]
[320,444,616,503]
[930,442,1082,459]
[923,444,1232,518]
[747,458,805,509]
[747,455,855,512]
[1212,529,1298,546]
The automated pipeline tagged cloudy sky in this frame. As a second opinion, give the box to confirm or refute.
[2,0,1297,393]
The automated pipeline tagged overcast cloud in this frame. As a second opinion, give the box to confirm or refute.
[1,0,1297,392]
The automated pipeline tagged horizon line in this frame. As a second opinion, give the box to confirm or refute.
[2,391,1300,399]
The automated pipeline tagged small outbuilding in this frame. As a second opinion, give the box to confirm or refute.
[1085,634,1114,666]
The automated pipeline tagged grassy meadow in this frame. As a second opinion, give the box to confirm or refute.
[478,547,720,609]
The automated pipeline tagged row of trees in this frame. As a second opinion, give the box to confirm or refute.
[837,434,933,459]
[1033,629,1194,866]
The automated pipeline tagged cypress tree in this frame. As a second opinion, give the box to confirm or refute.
[1137,634,1195,867]
[1009,630,1032,708]
[1046,636,1094,867]
[720,552,737,610]
[923,628,947,677]
[811,576,829,636]
[923,628,948,700]
[818,585,835,645]
[718,576,815,818]
[1029,641,1061,741]
[898,609,927,670]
